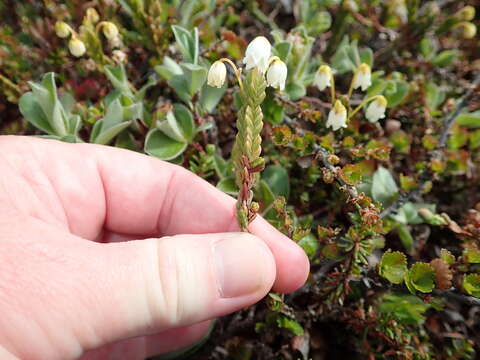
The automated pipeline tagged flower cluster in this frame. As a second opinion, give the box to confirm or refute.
[314,62,388,131]
[207,36,287,91]
[55,8,125,62]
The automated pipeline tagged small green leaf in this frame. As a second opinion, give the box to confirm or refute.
[199,83,226,113]
[262,165,290,199]
[425,81,445,111]
[155,56,184,81]
[406,262,436,293]
[463,274,480,298]
[379,251,407,284]
[397,224,414,254]
[272,41,292,62]
[339,164,363,185]
[105,65,132,95]
[181,63,207,97]
[456,111,480,128]
[371,166,398,205]
[144,129,187,161]
[216,177,238,195]
[431,50,459,67]
[19,92,55,135]
[440,249,456,265]
[463,246,480,264]
[298,233,318,260]
[276,316,304,336]
[378,293,430,325]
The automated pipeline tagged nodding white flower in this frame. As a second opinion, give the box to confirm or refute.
[243,36,272,73]
[68,37,86,57]
[353,63,372,91]
[365,96,388,123]
[266,58,287,91]
[112,50,127,63]
[314,65,332,91]
[55,21,71,38]
[85,8,100,23]
[102,22,119,41]
[207,61,227,88]
[327,100,348,131]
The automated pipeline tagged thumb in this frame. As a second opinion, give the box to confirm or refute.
[1,225,276,358]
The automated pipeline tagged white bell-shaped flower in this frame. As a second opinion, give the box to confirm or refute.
[243,36,272,73]
[266,59,287,91]
[327,100,348,131]
[365,96,387,123]
[314,65,332,91]
[68,37,86,57]
[207,61,227,88]
[353,63,372,91]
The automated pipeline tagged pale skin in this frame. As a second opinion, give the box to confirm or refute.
[0,136,309,360]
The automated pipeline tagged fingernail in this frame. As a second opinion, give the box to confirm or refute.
[214,233,273,298]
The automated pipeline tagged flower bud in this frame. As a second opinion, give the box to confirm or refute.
[455,6,475,21]
[365,95,387,123]
[314,65,332,91]
[326,100,348,131]
[102,22,119,41]
[461,22,477,39]
[243,36,272,73]
[112,49,127,63]
[207,61,227,88]
[55,21,71,38]
[68,37,86,57]
[352,63,372,91]
[85,8,100,23]
[266,58,287,91]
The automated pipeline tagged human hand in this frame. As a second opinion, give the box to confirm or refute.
[0,136,309,359]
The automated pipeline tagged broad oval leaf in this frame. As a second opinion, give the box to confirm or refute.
[406,262,436,294]
[144,129,187,161]
[463,274,480,298]
[379,251,407,284]
[371,166,398,205]
[262,165,290,199]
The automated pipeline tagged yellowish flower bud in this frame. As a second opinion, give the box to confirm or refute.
[68,37,86,57]
[85,8,100,23]
[461,22,477,39]
[102,22,119,41]
[55,21,71,38]
[455,6,475,21]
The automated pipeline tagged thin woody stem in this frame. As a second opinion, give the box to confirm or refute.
[348,95,383,119]
[219,58,244,91]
